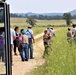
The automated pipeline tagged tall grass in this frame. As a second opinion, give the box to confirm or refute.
[28,27,76,75]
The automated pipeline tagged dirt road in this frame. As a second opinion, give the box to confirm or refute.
[12,33,45,75]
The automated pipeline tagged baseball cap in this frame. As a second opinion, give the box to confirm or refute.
[22,30,26,34]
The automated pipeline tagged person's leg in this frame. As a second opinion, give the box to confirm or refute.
[2,48,4,62]
[0,50,1,61]
[29,39,34,59]
[20,50,25,61]
[43,45,46,58]
[13,40,17,55]
[28,44,30,59]
[10,45,13,64]
[24,44,28,61]
[43,44,49,58]
[19,44,25,61]
[30,44,33,59]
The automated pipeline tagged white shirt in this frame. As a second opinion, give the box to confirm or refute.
[49,29,55,37]
[72,28,76,35]
[10,28,16,44]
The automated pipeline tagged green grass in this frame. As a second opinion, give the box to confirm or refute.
[32,27,45,35]
[10,18,76,27]
[28,27,76,75]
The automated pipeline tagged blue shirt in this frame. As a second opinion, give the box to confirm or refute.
[26,29,33,38]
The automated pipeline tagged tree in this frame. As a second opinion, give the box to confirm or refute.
[63,13,73,26]
[26,17,37,26]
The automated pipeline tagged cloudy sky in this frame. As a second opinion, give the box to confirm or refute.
[6,0,76,13]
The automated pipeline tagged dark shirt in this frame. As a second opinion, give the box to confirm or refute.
[0,36,4,48]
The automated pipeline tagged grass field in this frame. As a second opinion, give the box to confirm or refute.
[10,18,76,27]
[28,27,76,75]
[8,18,76,75]
[1,18,76,75]
[10,18,76,35]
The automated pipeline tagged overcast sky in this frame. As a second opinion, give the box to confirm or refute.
[6,0,76,13]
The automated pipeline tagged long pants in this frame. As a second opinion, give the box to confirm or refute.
[20,43,28,61]
[10,45,13,64]
[0,48,4,62]
[43,42,49,57]
[13,40,19,53]
[28,38,33,59]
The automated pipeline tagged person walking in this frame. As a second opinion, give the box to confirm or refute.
[26,25,35,59]
[72,24,76,42]
[67,28,72,43]
[43,30,51,58]
[18,30,29,61]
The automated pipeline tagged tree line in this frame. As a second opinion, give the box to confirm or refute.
[10,13,76,20]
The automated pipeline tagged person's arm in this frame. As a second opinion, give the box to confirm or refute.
[13,30,16,40]
[43,35,45,41]
[32,34,35,43]
[72,29,75,37]
[31,30,35,43]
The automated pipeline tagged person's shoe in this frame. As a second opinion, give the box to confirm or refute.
[30,57,34,59]
[25,59,28,61]
[21,59,25,62]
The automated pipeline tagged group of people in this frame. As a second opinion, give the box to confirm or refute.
[2,24,76,62]
[43,27,55,58]
[67,24,76,43]
[10,25,35,62]
[0,26,56,62]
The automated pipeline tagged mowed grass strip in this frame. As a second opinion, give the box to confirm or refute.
[28,27,76,75]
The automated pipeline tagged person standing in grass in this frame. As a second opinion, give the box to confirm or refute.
[72,24,76,42]
[43,30,51,58]
[67,28,72,43]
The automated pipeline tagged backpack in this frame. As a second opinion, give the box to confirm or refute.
[26,30,32,39]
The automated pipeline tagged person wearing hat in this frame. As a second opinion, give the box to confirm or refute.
[18,30,29,61]
[26,25,35,59]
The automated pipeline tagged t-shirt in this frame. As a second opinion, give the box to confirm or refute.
[67,31,72,38]
[72,28,76,36]
[10,28,16,44]
[26,29,33,38]
[49,29,55,37]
